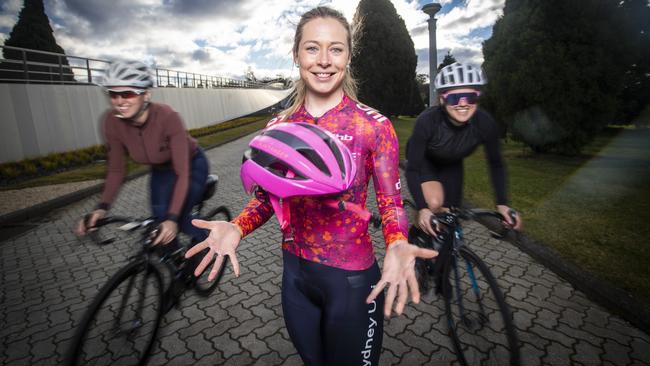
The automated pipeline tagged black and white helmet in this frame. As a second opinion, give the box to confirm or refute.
[102,60,154,88]
[434,62,486,92]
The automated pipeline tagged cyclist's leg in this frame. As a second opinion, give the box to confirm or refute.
[149,167,183,255]
[282,251,325,365]
[439,161,463,208]
[322,261,384,366]
[282,250,384,366]
[177,148,210,244]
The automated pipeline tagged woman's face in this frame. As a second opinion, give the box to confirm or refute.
[108,86,149,119]
[439,87,480,124]
[296,17,350,99]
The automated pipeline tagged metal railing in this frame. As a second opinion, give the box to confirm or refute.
[0,45,289,89]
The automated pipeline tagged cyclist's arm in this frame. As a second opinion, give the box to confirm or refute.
[372,117,409,246]
[231,197,275,238]
[98,115,127,211]
[479,112,508,206]
[166,111,193,221]
[405,111,435,211]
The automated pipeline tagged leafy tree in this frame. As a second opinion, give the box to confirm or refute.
[351,0,423,117]
[616,0,650,125]
[437,51,456,71]
[0,0,75,83]
[482,0,632,154]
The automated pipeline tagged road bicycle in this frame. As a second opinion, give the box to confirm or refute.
[66,174,232,366]
[403,199,520,366]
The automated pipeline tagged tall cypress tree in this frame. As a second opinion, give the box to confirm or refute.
[482,0,631,154]
[351,0,423,117]
[0,0,75,83]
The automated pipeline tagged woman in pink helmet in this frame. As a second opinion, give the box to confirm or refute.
[186,6,437,365]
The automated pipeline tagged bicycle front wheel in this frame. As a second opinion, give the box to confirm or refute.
[66,260,164,366]
[194,205,231,295]
[443,246,520,366]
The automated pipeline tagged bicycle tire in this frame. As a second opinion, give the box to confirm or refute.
[66,260,164,366]
[194,205,231,295]
[442,246,520,366]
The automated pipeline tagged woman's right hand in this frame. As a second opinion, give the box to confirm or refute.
[187,219,243,281]
[416,208,437,237]
[75,209,106,236]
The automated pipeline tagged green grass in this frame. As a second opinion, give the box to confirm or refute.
[393,117,650,303]
[1,115,270,191]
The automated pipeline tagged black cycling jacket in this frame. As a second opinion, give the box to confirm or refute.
[405,106,507,210]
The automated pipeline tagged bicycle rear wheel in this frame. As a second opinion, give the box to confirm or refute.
[66,260,164,366]
[194,205,231,295]
[443,246,520,366]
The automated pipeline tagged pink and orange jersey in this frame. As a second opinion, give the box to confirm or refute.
[232,95,408,270]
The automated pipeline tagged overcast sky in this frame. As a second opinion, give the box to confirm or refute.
[0,0,505,80]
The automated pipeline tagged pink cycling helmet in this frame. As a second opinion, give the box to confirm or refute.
[240,122,356,199]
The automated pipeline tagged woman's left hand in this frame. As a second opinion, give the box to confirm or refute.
[153,219,179,245]
[366,240,438,318]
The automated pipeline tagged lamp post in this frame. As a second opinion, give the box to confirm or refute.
[422,2,442,107]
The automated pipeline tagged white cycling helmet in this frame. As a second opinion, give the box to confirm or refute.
[434,62,486,91]
[102,60,155,89]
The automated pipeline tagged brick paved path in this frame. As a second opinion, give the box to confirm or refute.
[1,133,649,365]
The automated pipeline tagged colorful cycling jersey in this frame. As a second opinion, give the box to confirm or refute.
[233,95,408,270]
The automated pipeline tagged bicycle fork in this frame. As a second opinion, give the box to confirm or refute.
[113,261,150,337]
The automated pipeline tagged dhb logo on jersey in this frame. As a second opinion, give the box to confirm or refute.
[336,134,353,141]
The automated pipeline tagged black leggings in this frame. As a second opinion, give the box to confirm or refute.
[282,250,384,366]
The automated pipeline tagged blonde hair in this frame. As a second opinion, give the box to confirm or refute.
[281,6,359,117]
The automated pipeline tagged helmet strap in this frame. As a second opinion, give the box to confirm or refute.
[269,195,294,242]
[130,101,150,122]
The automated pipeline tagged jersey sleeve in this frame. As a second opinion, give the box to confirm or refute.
[99,114,126,209]
[372,118,409,246]
[231,198,275,237]
[479,112,508,205]
[405,111,434,210]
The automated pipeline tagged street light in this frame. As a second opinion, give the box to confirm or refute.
[422,2,442,107]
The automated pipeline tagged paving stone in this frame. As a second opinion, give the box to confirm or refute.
[601,339,632,366]
[519,342,546,366]
[572,339,604,365]
[239,332,271,358]
[186,332,215,360]
[543,341,575,366]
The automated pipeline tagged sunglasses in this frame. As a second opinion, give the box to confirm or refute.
[442,91,480,106]
[107,89,147,99]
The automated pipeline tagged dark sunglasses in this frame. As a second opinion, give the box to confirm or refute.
[442,92,480,106]
[107,89,147,99]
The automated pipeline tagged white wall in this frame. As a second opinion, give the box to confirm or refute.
[0,84,291,163]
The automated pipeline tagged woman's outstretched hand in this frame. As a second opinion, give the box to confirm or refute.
[366,240,438,318]
[186,219,243,281]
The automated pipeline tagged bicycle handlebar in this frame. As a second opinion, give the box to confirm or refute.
[85,215,158,245]
[430,207,519,239]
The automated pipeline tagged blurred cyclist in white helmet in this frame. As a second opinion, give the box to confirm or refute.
[76,60,212,297]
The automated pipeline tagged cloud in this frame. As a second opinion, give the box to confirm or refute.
[0,0,504,79]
